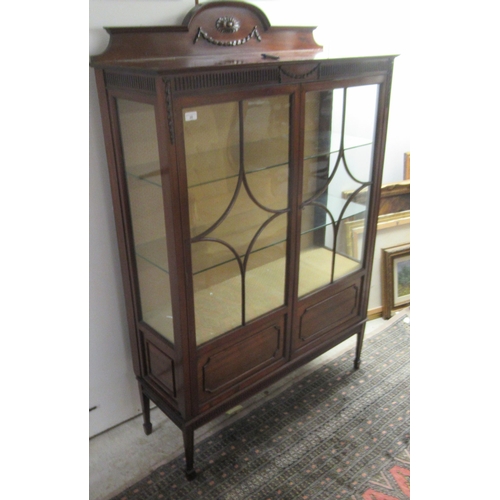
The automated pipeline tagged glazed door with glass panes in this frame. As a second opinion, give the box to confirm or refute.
[177,88,294,408]
[293,81,380,354]
[178,89,293,346]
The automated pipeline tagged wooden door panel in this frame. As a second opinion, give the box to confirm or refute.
[197,316,286,408]
[142,329,177,400]
[293,276,364,355]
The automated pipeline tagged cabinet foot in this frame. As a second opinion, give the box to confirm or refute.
[139,383,153,435]
[354,327,365,370]
[185,468,197,481]
[183,426,195,480]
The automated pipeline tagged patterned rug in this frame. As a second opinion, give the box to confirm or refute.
[112,315,410,500]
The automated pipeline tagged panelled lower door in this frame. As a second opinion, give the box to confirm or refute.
[293,81,381,354]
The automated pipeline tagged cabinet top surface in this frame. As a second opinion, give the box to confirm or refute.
[90,1,396,73]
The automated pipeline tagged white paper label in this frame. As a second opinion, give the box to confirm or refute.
[185,111,198,122]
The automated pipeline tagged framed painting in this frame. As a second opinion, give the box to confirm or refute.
[382,243,410,319]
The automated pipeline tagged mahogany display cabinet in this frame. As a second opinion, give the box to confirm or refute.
[90,1,396,479]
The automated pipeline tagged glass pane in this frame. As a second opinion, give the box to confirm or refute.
[299,205,333,297]
[245,164,289,211]
[183,96,290,344]
[244,96,290,211]
[192,242,242,344]
[136,256,174,336]
[243,96,289,172]
[343,85,378,183]
[299,85,379,297]
[117,99,174,343]
[246,215,288,322]
[188,176,239,238]
[209,187,272,256]
[184,102,240,188]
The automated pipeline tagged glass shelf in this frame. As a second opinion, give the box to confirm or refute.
[132,193,365,278]
[303,133,372,161]
[134,214,286,277]
[135,238,169,273]
[190,198,279,237]
[126,162,163,188]
[186,136,289,189]
[245,136,289,175]
[300,194,366,234]
[124,135,370,193]
[193,237,287,276]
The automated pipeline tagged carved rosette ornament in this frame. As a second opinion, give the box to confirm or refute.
[216,16,240,33]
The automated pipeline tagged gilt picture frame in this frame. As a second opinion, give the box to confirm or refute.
[382,243,410,319]
[404,152,410,180]
[344,210,410,261]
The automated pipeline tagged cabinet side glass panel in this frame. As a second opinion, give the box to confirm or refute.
[117,99,174,343]
[299,85,378,297]
[182,95,290,345]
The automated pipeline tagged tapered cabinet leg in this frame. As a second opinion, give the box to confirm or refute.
[183,426,196,480]
[354,326,365,370]
[139,384,153,435]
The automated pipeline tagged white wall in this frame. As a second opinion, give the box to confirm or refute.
[89,0,410,437]
[89,71,143,436]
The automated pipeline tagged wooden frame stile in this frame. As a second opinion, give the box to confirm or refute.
[108,89,151,424]
[289,80,319,358]
[99,77,153,381]
[172,88,221,428]
[170,87,220,422]
[355,65,395,365]
[156,76,201,473]
[149,75,191,423]
[284,87,302,363]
